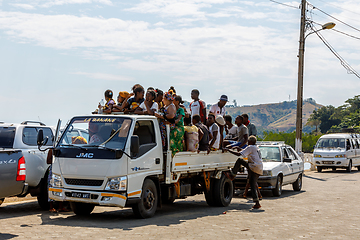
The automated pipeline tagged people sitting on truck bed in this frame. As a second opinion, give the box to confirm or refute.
[121,85,145,113]
[223,115,248,150]
[98,89,115,114]
[155,88,164,110]
[154,91,177,151]
[192,115,210,152]
[112,91,131,112]
[169,95,185,155]
[184,116,203,152]
[134,89,158,115]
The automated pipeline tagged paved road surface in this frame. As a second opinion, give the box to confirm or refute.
[1,169,359,239]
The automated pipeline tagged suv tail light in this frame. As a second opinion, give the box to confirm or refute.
[16,156,26,181]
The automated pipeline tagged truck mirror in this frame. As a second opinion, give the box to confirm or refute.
[283,158,292,163]
[37,129,44,146]
[131,135,140,156]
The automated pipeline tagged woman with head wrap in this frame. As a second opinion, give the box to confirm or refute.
[169,95,185,155]
[154,91,176,152]
[113,91,132,112]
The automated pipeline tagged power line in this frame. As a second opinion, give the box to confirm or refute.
[314,0,360,17]
[308,3,360,34]
[311,24,360,79]
[331,28,360,41]
[269,0,299,10]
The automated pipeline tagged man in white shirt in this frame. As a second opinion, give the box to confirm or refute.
[209,95,228,150]
[225,136,263,209]
[207,114,220,150]
[224,115,238,140]
[190,89,206,124]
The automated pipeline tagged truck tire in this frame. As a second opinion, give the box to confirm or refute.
[132,179,158,218]
[272,175,282,197]
[213,174,234,207]
[204,179,216,207]
[317,167,322,173]
[0,198,4,206]
[70,202,95,216]
[347,160,352,173]
[37,171,50,210]
[292,174,302,191]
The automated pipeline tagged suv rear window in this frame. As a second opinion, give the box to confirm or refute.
[0,127,16,148]
[23,127,54,146]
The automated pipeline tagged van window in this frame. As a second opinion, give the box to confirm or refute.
[0,127,16,148]
[287,147,298,160]
[23,127,54,146]
[282,147,289,160]
[352,139,359,149]
[315,138,345,149]
[346,139,352,150]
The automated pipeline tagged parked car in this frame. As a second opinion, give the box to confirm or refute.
[313,133,360,172]
[0,121,54,209]
[234,141,304,196]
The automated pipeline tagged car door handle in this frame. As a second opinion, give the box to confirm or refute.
[155,158,160,164]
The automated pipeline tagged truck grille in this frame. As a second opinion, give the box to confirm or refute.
[64,178,103,186]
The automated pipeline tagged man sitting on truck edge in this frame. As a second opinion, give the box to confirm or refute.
[223,115,248,150]
[225,135,263,209]
[192,115,210,152]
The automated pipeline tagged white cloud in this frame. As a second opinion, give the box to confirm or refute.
[9,3,36,10]
[72,71,133,81]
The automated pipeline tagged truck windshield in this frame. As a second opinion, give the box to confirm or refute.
[0,127,16,148]
[259,146,281,162]
[315,138,345,149]
[58,117,132,150]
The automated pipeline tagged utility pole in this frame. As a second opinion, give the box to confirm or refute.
[295,0,307,153]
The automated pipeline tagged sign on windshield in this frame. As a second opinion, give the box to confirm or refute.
[59,117,132,150]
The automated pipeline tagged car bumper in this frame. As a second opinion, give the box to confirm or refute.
[49,187,128,208]
[313,158,349,167]
[234,175,278,190]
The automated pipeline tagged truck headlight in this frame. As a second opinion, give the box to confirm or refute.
[262,170,272,176]
[314,154,322,158]
[50,174,63,187]
[105,176,127,191]
[335,154,345,158]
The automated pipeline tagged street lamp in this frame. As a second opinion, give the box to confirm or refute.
[295,0,335,154]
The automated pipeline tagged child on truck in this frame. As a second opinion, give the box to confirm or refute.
[112,91,132,112]
[98,90,115,114]
[134,89,158,115]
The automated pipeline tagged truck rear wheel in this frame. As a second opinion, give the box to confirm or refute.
[132,179,158,218]
[70,202,95,215]
[347,160,352,173]
[213,174,233,207]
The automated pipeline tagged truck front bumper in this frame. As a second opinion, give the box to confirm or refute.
[49,187,127,208]
[234,175,278,190]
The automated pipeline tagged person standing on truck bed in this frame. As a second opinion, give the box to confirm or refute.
[209,95,228,150]
[242,114,257,136]
[190,89,206,124]
[193,115,210,152]
[207,114,220,151]
[225,135,263,209]
[169,95,185,156]
[155,91,177,151]
[122,85,145,113]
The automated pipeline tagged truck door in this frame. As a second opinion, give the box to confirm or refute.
[351,139,359,166]
[127,120,162,194]
[346,139,355,165]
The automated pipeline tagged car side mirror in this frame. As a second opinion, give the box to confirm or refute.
[131,135,140,157]
[283,158,292,163]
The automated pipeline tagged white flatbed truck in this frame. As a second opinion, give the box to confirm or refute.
[42,114,236,218]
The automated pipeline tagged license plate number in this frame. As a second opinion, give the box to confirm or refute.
[71,192,90,198]
[323,161,333,164]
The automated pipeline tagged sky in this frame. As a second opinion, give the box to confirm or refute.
[1,0,360,126]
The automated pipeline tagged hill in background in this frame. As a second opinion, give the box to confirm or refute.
[221,98,322,134]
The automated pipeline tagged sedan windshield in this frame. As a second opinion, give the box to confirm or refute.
[315,138,345,149]
[259,146,281,162]
[58,117,132,150]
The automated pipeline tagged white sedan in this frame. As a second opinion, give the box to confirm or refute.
[234,142,304,196]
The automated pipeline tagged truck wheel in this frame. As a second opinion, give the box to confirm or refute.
[0,198,4,206]
[292,174,302,191]
[37,172,50,210]
[70,202,95,215]
[347,160,352,173]
[204,179,216,207]
[132,179,158,218]
[272,175,282,197]
[213,174,234,207]
[317,167,322,173]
